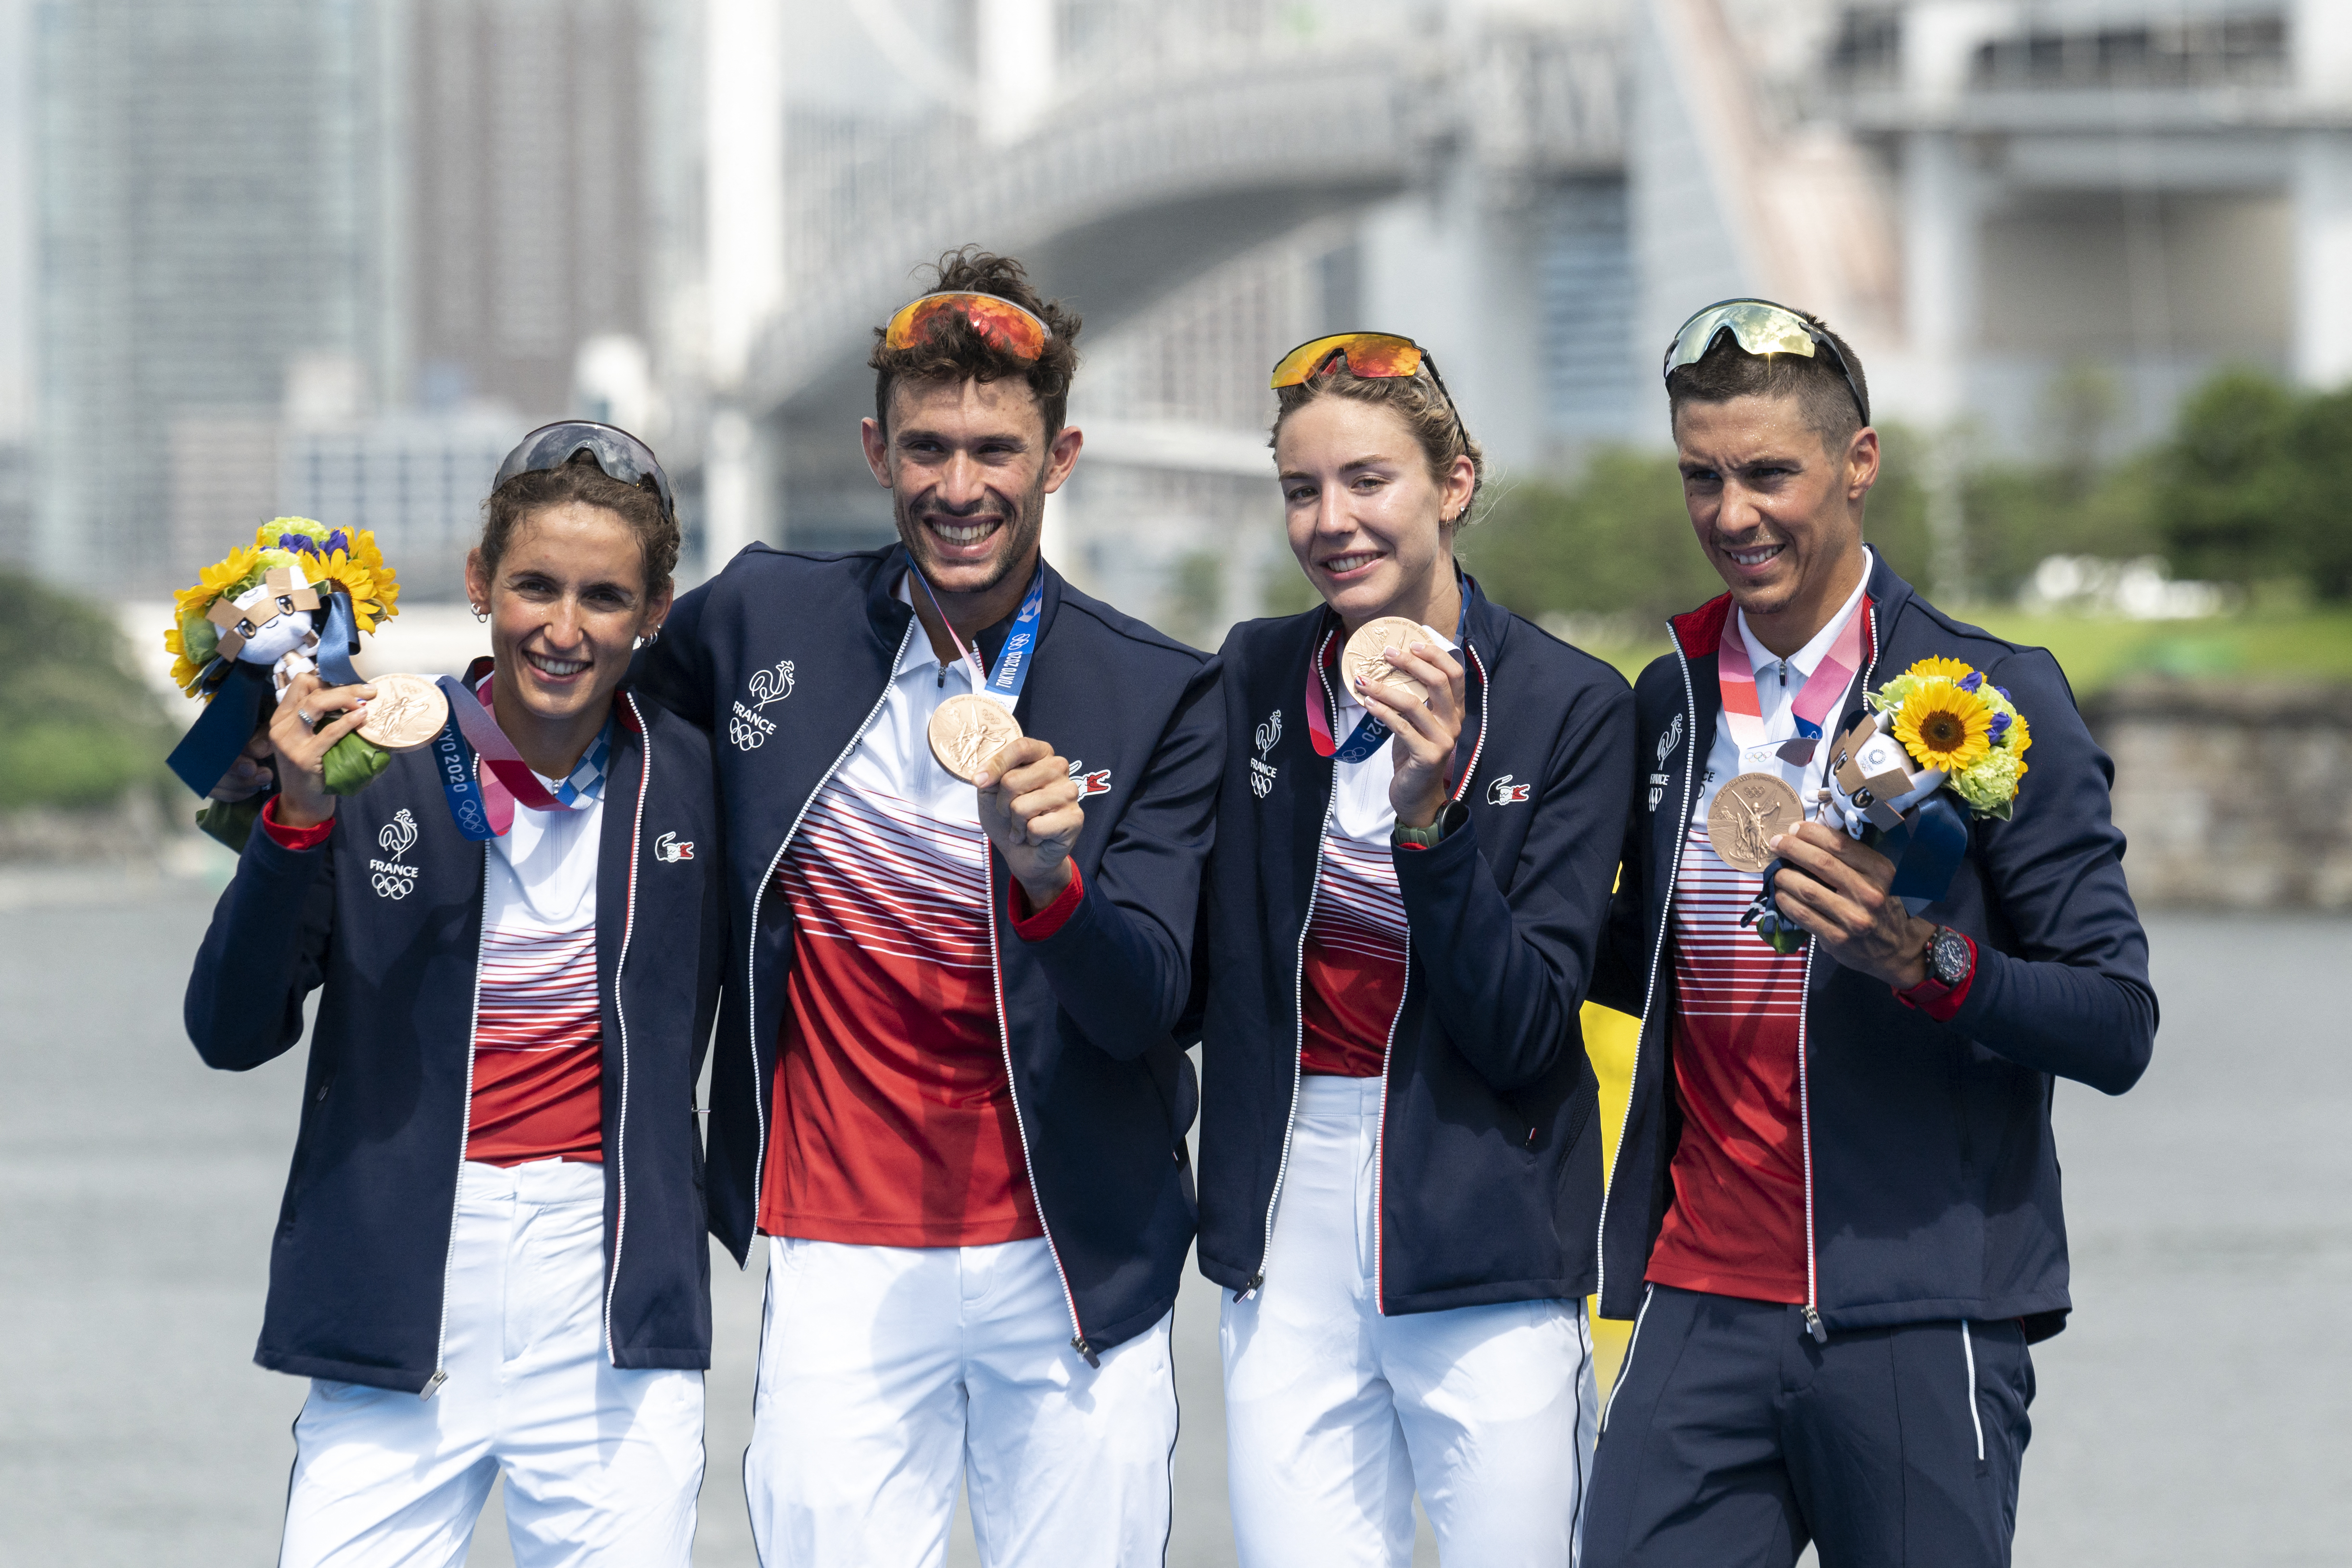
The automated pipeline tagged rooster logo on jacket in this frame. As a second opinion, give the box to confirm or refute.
[1251,709,1282,799]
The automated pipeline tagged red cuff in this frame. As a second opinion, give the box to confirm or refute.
[1894,932,1977,1023]
[1008,863,1085,941]
[260,796,335,852]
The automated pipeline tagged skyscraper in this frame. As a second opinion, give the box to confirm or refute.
[33,0,385,591]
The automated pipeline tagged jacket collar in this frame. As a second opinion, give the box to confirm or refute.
[865,542,1067,675]
[1666,548,1916,662]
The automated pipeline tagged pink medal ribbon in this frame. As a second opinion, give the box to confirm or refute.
[432,673,569,837]
[1716,598,1870,767]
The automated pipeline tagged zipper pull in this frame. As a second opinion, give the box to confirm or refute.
[1235,1272,1264,1303]
[1803,1306,1827,1344]
[1070,1335,1100,1369]
[420,1369,448,1399]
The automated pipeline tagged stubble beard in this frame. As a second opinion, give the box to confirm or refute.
[896,468,1049,599]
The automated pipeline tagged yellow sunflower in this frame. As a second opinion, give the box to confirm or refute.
[1904,656,1976,683]
[1892,682,1993,773]
[173,544,263,625]
[312,551,388,631]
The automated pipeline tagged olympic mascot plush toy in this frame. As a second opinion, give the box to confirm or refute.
[1743,657,2034,953]
[163,518,404,807]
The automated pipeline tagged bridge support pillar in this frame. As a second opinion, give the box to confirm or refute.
[2293,133,2352,390]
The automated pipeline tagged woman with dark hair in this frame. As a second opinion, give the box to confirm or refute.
[1192,338,1636,1565]
[185,424,723,1567]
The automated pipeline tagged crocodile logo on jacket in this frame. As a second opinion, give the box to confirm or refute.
[1487,775,1531,806]
[1067,759,1113,799]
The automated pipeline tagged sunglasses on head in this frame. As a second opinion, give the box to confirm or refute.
[496,421,676,523]
[1268,331,1466,432]
[1664,299,1870,426]
[884,291,1054,361]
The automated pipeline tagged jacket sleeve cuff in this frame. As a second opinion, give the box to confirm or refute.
[261,796,335,853]
[1009,862,1085,941]
[1893,931,1976,1022]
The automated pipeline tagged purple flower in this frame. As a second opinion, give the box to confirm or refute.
[277,532,318,556]
[1988,711,2012,742]
[1959,670,1984,693]
[326,529,351,554]
[1996,686,2011,701]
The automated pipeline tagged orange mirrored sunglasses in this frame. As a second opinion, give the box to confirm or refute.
[883,291,1052,360]
[1269,332,1427,387]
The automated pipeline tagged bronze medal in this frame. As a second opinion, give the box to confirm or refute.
[1706,771,1806,873]
[354,672,452,752]
[1341,615,1438,703]
[927,693,1023,783]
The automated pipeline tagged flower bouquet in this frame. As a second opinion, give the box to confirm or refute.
[163,518,405,810]
[1744,657,2032,952]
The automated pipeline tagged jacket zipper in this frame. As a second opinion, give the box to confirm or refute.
[602,694,651,1360]
[1798,602,1881,1345]
[1370,927,1411,1315]
[742,619,918,1242]
[1244,632,1349,1300]
[983,849,1093,1363]
[1593,633,1699,1311]
[426,828,493,1399]
[1371,647,1484,1316]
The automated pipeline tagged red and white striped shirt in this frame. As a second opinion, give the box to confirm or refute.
[465,726,608,1167]
[1300,683,1409,1078]
[1644,581,1871,1303]
[1645,819,1808,1302]
[758,590,1046,1248]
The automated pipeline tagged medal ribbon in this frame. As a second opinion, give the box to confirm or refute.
[912,562,1048,711]
[1303,605,1466,763]
[1717,598,1869,764]
[427,672,579,839]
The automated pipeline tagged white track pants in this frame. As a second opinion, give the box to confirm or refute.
[279,1158,706,1568]
[744,1234,1177,1567]
[1221,1075,1598,1568]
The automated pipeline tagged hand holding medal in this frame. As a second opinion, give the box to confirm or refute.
[1343,617,1466,830]
[914,565,1081,902]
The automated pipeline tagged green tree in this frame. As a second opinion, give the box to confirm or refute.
[0,569,173,810]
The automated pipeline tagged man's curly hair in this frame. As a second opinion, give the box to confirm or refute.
[870,247,1083,437]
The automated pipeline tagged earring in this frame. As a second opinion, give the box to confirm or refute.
[632,626,663,651]
[471,604,489,623]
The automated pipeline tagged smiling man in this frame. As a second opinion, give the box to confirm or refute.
[637,250,1221,1564]
[1581,302,2156,1567]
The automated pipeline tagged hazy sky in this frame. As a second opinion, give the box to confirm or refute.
[0,0,27,440]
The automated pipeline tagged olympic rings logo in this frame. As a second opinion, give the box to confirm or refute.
[729,713,768,750]
[371,871,415,900]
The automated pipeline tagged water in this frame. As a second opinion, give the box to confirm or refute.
[2,873,2343,1565]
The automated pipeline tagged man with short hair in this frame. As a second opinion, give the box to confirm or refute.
[638,249,1220,1564]
[1583,300,2156,1566]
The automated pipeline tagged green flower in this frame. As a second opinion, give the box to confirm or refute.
[1951,748,2024,816]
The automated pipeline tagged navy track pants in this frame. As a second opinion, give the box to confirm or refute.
[1584,1285,2034,1568]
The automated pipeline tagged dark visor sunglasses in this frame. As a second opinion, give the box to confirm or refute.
[496,421,677,523]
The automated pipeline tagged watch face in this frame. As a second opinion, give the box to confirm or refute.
[1931,928,1971,986]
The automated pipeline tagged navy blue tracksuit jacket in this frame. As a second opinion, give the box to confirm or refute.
[635,543,1223,1357]
[1194,577,1637,1312]
[1592,555,2157,1340]
[184,686,727,1394]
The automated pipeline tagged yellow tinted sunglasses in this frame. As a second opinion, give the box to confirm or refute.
[1664,299,1869,424]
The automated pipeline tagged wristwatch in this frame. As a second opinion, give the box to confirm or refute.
[1391,820,1447,850]
[1924,924,1973,987]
